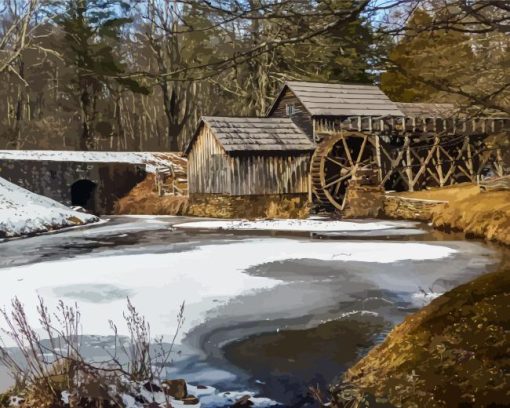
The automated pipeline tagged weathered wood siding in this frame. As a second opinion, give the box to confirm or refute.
[188,125,229,194]
[268,88,314,139]
[227,153,310,195]
[188,124,311,195]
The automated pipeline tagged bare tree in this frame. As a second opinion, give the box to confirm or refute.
[0,0,41,75]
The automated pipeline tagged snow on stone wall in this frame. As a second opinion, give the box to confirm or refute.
[0,177,98,238]
[0,150,186,174]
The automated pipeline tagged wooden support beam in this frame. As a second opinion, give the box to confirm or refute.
[405,135,414,191]
[375,134,382,184]
[435,135,444,186]
[496,148,504,177]
[466,135,475,181]
[411,139,439,188]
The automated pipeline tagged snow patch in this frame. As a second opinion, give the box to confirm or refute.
[61,391,70,404]
[0,150,185,174]
[411,291,443,306]
[8,396,24,407]
[174,219,417,233]
[0,177,98,238]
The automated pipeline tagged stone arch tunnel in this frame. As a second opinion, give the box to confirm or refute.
[0,158,146,215]
[71,179,98,212]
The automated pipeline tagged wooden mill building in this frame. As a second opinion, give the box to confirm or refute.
[184,116,315,217]
[185,80,509,216]
[267,81,404,141]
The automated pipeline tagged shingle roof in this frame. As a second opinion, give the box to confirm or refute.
[395,102,458,117]
[269,81,404,117]
[185,117,315,154]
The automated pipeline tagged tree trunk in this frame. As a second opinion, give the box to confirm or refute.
[10,58,26,149]
[160,79,180,151]
[79,84,93,150]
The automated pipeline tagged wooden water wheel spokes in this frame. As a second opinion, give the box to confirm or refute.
[311,132,378,211]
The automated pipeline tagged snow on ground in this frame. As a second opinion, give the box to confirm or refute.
[191,385,277,407]
[174,218,419,233]
[0,239,456,344]
[0,150,186,173]
[0,177,98,238]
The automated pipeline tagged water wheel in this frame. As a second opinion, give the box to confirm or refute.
[311,132,379,211]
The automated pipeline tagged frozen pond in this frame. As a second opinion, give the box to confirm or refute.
[0,216,501,406]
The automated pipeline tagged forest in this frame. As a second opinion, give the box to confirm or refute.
[0,0,508,152]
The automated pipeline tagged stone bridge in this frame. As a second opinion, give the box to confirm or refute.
[0,151,180,214]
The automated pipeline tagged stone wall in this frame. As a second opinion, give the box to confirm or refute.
[342,185,385,218]
[187,193,310,219]
[383,195,446,221]
[0,159,146,214]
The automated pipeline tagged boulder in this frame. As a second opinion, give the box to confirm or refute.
[182,395,199,405]
[143,382,163,393]
[232,395,254,407]
[162,379,188,400]
[480,175,510,192]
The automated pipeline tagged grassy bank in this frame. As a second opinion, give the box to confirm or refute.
[432,189,510,246]
[389,182,510,246]
[338,267,510,407]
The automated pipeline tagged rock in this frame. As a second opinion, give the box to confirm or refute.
[71,206,89,213]
[187,193,310,219]
[162,379,188,400]
[383,195,445,221]
[144,403,162,408]
[232,395,254,407]
[135,394,148,403]
[143,381,163,393]
[182,395,200,405]
[480,175,510,192]
[196,385,208,390]
[342,184,385,218]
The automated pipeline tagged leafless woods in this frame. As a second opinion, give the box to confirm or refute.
[0,0,508,151]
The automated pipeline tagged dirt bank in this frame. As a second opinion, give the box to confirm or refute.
[432,189,510,246]
[387,183,510,246]
[339,266,510,407]
[114,174,189,215]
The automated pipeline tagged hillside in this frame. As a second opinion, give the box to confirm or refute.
[339,267,510,407]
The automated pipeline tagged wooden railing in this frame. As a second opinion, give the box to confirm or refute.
[314,116,510,137]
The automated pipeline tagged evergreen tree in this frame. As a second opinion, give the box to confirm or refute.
[381,9,473,103]
[55,0,146,150]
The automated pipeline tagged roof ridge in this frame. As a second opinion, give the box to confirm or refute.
[285,80,378,87]
[186,116,315,154]
[201,115,293,119]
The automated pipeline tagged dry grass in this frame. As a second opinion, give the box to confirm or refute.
[340,267,510,408]
[114,175,188,216]
[388,182,510,246]
[389,182,480,201]
[432,190,510,246]
[0,297,185,408]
